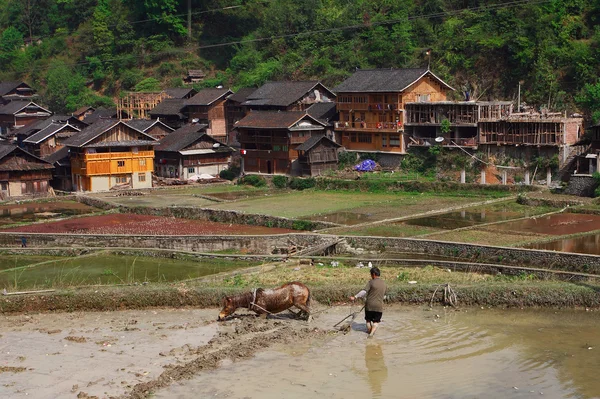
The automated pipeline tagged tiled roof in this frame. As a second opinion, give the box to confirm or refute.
[43,146,70,165]
[82,107,119,124]
[242,81,334,107]
[0,143,53,171]
[295,135,341,151]
[149,98,186,117]
[73,106,95,116]
[235,111,325,129]
[0,100,51,115]
[307,102,337,123]
[156,124,209,152]
[63,119,155,148]
[164,88,197,99]
[23,123,79,144]
[85,140,158,148]
[333,68,454,93]
[0,81,32,96]
[227,88,256,104]
[185,88,232,106]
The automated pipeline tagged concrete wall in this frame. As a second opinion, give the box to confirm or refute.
[8,181,21,196]
[91,176,110,192]
[132,171,152,189]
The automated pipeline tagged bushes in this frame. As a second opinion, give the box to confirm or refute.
[288,177,316,190]
[272,175,288,189]
[338,151,357,169]
[219,166,240,181]
[238,175,267,187]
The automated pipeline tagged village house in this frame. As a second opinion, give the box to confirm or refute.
[155,123,233,179]
[333,68,453,155]
[242,81,335,112]
[164,88,198,99]
[0,100,53,137]
[236,111,327,175]
[82,107,129,125]
[148,98,187,129]
[185,88,233,141]
[0,143,54,199]
[225,88,255,147]
[296,135,342,176]
[21,119,81,158]
[72,106,95,121]
[63,119,157,192]
[0,81,37,104]
[125,119,174,141]
[184,70,205,84]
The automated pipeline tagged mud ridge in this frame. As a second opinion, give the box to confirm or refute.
[118,318,335,399]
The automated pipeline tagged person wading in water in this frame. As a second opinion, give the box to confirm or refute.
[350,267,386,337]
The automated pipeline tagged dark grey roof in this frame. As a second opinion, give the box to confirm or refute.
[85,140,158,148]
[164,88,197,99]
[156,124,209,152]
[0,143,16,159]
[185,88,233,106]
[63,119,155,148]
[125,119,155,131]
[43,146,70,165]
[0,100,51,115]
[333,68,454,93]
[82,107,119,124]
[73,106,95,116]
[0,81,33,96]
[149,99,186,117]
[235,111,325,129]
[307,102,337,123]
[242,81,335,107]
[228,88,256,104]
[0,143,53,170]
[295,135,341,151]
[23,123,79,144]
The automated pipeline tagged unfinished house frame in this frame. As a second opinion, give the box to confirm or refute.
[405,101,513,148]
[116,92,170,120]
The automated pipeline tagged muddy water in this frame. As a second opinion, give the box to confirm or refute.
[494,213,600,235]
[157,307,600,399]
[404,210,523,230]
[0,201,96,227]
[526,233,600,255]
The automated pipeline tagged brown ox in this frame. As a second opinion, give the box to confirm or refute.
[218,282,311,321]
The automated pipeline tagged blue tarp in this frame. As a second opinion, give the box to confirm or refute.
[354,159,377,172]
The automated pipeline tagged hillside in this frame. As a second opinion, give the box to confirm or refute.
[0,0,599,119]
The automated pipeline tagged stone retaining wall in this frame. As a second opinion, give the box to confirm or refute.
[564,175,598,197]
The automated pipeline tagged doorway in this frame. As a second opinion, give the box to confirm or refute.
[267,160,272,174]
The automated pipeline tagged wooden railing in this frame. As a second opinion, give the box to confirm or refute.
[335,121,401,130]
[410,137,477,147]
[83,150,154,161]
[337,103,398,111]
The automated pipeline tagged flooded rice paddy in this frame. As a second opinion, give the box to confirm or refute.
[526,233,600,256]
[0,254,259,290]
[158,307,600,399]
[0,201,97,227]
[493,213,600,236]
[3,306,596,398]
[403,209,524,230]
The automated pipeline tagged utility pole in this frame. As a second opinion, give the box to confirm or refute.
[517,80,524,112]
[188,0,192,39]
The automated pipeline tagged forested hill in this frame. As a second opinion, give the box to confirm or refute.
[1,0,600,120]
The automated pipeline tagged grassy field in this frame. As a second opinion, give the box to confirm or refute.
[424,228,548,247]
[0,253,261,291]
[339,223,443,237]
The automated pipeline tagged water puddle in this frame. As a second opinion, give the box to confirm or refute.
[403,210,523,230]
[0,201,97,227]
[156,306,600,399]
[495,213,600,235]
[526,233,600,255]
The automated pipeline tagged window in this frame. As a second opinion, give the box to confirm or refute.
[417,94,431,102]
[390,135,400,147]
[358,133,372,143]
[382,135,388,147]
[188,167,195,174]
[339,95,352,103]
[139,159,146,167]
[0,182,7,191]
[353,96,367,104]
[117,160,125,167]
[115,176,128,184]
[350,134,357,143]
[138,174,146,182]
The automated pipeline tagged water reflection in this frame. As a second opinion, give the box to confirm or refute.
[365,342,387,397]
[403,210,522,230]
[527,233,600,255]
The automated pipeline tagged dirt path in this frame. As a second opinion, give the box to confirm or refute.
[0,307,332,399]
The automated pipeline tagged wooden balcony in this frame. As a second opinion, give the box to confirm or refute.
[337,103,398,111]
[409,137,477,148]
[83,150,154,161]
[335,121,401,132]
[243,149,289,159]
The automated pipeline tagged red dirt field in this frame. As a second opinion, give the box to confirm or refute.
[2,214,295,235]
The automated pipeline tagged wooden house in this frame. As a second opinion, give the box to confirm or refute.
[236,111,327,175]
[82,107,129,125]
[0,81,37,104]
[63,119,157,192]
[333,68,454,154]
[44,147,72,192]
[72,106,95,121]
[185,88,233,141]
[184,70,205,84]
[296,135,341,176]
[155,124,233,179]
[0,101,52,137]
[22,120,81,158]
[148,99,187,129]
[226,88,255,147]
[241,81,335,112]
[0,144,53,199]
[125,119,174,141]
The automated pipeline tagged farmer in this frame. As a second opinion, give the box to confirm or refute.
[350,266,386,337]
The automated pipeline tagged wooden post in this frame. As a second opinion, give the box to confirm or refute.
[460,169,466,184]
[524,170,530,185]
[546,167,552,186]
[502,170,507,185]
[480,170,486,185]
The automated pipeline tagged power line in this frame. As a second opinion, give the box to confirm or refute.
[31,0,552,73]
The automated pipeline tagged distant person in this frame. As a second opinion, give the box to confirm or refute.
[350,267,386,337]
[20,236,27,248]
